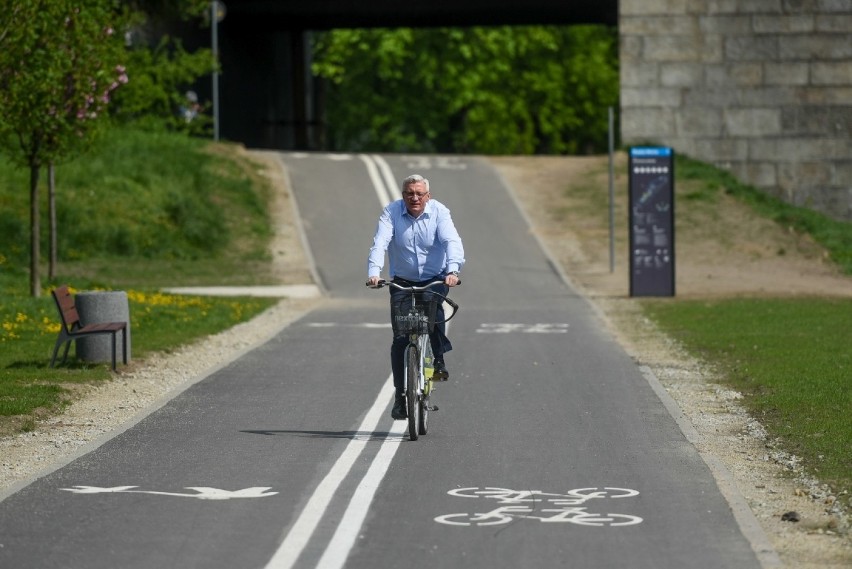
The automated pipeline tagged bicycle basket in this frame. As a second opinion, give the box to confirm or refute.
[392,308,429,335]
[391,293,439,335]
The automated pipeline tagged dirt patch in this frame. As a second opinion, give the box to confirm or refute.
[492,154,851,299]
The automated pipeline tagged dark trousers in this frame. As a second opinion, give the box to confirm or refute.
[389,278,453,396]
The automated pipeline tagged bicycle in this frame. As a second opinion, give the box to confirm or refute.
[367,279,459,441]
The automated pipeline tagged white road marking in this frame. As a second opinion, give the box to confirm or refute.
[372,154,399,202]
[360,155,394,206]
[400,156,468,170]
[263,375,394,569]
[307,323,391,329]
[289,153,354,161]
[316,421,405,569]
[476,323,569,333]
[435,487,643,527]
[61,486,278,500]
[314,312,455,568]
[266,153,455,569]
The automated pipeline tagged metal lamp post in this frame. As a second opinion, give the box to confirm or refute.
[211,1,226,141]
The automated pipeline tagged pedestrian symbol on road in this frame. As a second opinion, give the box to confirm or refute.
[61,486,278,500]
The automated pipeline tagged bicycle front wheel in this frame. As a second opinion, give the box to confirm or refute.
[406,345,420,441]
[418,339,432,436]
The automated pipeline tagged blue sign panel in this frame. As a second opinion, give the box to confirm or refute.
[629,147,675,297]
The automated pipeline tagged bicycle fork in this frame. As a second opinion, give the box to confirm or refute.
[422,336,440,412]
[406,336,438,412]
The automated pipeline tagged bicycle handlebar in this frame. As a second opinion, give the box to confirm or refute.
[366,279,459,291]
[366,279,460,321]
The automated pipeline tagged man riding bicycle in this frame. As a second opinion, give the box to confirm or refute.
[367,174,465,420]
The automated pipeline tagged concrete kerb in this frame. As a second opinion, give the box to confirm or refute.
[161,285,322,298]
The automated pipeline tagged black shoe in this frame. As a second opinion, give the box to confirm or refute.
[391,395,407,420]
[433,360,449,381]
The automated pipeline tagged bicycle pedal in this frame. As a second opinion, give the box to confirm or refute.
[427,405,439,411]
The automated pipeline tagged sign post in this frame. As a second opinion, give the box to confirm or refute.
[629,147,675,297]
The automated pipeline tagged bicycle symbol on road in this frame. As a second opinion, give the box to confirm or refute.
[434,487,643,527]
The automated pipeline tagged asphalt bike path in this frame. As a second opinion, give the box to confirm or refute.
[0,152,774,568]
[280,153,770,569]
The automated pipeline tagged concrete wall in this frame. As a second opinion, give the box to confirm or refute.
[620,0,852,220]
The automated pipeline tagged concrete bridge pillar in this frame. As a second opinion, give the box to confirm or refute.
[620,0,852,220]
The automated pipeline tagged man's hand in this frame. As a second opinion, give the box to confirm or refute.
[445,273,460,287]
[367,276,382,287]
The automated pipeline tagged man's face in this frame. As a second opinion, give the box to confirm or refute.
[403,181,430,217]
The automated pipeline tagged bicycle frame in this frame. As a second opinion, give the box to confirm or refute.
[368,279,459,440]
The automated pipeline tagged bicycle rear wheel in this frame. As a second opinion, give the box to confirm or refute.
[406,345,420,441]
[418,395,429,435]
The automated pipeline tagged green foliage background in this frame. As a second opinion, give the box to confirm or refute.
[312,25,619,155]
[109,36,216,136]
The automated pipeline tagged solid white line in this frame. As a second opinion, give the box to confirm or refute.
[268,153,454,569]
[359,155,392,206]
[315,421,406,569]
[313,318,452,568]
[263,375,394,569]
[372,154,399,204]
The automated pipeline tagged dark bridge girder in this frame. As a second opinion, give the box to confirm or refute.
[211,0,617,149]
[225,0,618,30]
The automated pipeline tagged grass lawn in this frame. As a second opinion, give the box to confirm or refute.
[0,127,279,434]
[642,297,851,498]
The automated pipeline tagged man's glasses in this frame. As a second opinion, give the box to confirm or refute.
[403,191,429,199]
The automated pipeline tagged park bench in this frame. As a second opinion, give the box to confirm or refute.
[50,285,128,371]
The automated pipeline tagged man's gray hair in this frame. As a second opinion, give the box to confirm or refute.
[401,174,429,193]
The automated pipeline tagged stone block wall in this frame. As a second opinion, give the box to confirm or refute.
[620,0,852,220]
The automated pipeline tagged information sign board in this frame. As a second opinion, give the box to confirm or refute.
[629,147,675,296]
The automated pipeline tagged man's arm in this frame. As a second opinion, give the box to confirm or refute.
[437,209,465,272]
[436,207,465,284]
[367,206,394,282]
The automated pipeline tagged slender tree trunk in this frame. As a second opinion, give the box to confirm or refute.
[49,162,56,280]
[29,163,41,297]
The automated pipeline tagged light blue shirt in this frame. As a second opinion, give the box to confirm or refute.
[368,199,465,281]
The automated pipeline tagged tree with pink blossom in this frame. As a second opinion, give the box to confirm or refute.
[0,0,133,296]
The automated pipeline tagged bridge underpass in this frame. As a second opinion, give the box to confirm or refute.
[199,0,618,149]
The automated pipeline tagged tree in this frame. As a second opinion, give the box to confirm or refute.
[312,26,619,155]
[0,0,131,296]
[109,0,217,135]
[108,35,217,136]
